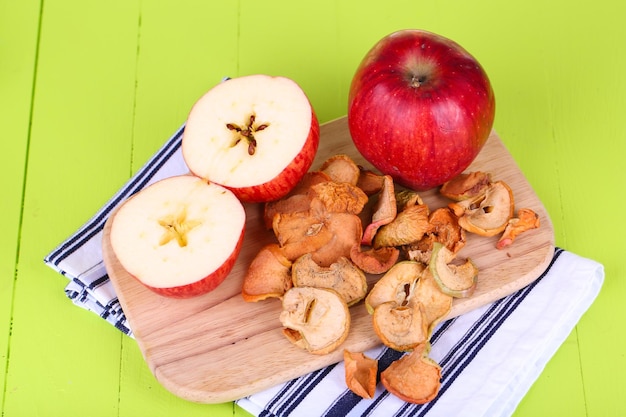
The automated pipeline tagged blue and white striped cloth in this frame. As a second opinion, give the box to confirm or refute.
[44,124,189,337]
[44,123,604,416]
[235,248,603,417]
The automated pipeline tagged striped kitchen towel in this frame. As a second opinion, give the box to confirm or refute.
[235,248,603,417]
[43,123,189,337]
[44,121,604,416]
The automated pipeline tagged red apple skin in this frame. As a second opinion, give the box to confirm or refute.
[228,110,320,203]
[139,225,246,299]
[348,29,495,191]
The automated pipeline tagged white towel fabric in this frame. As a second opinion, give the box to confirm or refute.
[44,124,188,337]
[235,248,603,417]
[44,123,604,416]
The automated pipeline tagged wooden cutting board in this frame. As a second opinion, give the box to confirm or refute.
[102,116,555,403]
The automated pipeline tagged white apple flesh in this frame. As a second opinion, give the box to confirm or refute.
[109,175,246,298]
[182,74,320,203]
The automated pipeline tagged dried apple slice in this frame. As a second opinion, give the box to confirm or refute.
[405,207,466,264]
[373,300,428,351]
[279,287,350,355]
[263,171,331,229]
[365,261,425,314]
[373,203,431,248]
[440,171,492,201]
[242,243,292,302]
[381,342,441,404]
[356,167,386,196]
[394,189,424,210]
[272,197,363,267]
[320,154,361,185]
[344,350,378,399]
[292,254,367,306]
[272,199,334,261]
[362,175,396,246]
[310,211,363,267]
[369,260,431,350]
[414,268,452,336]
[449,180,514,237]
[496,208,540,249]
[309,181,368,215]
[350,244,400,275]
[430,242,477,298]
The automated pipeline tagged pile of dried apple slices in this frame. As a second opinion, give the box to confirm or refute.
[242,154,541,403]
[109,75,320,298]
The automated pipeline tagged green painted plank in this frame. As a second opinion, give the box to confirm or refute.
[116,2,239,416]
[3,0,623,416]
[493,2,626,416]
[0,0,41,411]
[4,0,140,415]
[237,0,342,124]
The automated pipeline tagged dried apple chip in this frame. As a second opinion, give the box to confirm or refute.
[381,342,441,404]
[263,171,332,229]
[310,211,363,267]
[449,180,514,237]
[344,350,378,399]
[362,175,396,246]
[365,261,424,314]
[272,199,334,261]
[279,287,350,355]
[430,242,478,298]
[413,268,453,336]
[309,181,368,215]
[350,244,400,275]
[440,171,492,201]
[368,261,431,351]
[292,254,367,306]
[395,189,424,211]
[242,243,293,302]
[373,301,428,351]
[320,154,361,185]
[356,167,386,196]
[373,203,431,248]
[405,207,466,264]
[497,208,540,249]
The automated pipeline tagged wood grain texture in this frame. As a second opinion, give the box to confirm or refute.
[103,116,555,403]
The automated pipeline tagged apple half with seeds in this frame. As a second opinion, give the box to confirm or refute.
[109,175,246,298]
[182,74,320,203]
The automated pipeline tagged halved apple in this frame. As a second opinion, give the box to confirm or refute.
[109,175,246,298]
[182,74,320,203]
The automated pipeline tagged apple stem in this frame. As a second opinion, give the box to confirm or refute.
[226,114,269,155]
[409,74,427,88]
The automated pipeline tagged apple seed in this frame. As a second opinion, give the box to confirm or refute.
[226,114,270,156]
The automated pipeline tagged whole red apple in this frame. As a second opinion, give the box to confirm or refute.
[182,74,320,203]
[348,29,495,191]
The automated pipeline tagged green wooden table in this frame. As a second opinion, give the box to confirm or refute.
[2,1,624,416]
